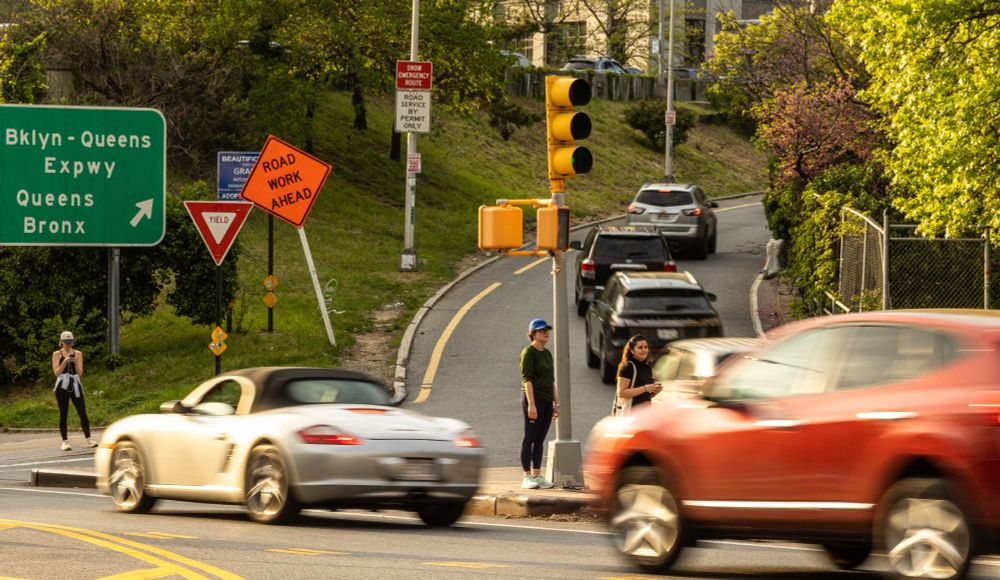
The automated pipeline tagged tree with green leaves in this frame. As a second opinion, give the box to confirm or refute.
[831,0,1000,239]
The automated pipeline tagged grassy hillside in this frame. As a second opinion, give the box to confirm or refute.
[0,92,768,428]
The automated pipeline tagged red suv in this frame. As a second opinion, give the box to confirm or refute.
[584,310,1000,579]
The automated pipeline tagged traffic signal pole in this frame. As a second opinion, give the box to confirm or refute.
[400,0,420,272]
[664,0,676,182]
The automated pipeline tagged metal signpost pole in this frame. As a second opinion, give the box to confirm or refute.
[664,0,676,181]
[108,248,120,355]
[401,0,421,272]
[268,215,274,332]
[215,266,222,375]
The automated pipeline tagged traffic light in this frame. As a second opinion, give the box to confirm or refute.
[536,206,570,252]
[478,204,523,251]
[546,76,592,189]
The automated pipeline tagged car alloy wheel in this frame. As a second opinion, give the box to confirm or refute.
[610,466,684,573]
[245,444,301,524]
[108,441,157,514]
[879,478,971,580]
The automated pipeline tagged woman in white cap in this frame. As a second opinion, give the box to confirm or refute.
[51,331,96,451]
[518,318,559,489]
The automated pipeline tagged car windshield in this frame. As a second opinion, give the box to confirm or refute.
[593,236,664,259]
[622,289,712,312]
[564,61,593,70]
[286,379,390,405]
[635,190,693,207]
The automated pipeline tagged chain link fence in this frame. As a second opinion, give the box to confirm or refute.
[837,209,990,311]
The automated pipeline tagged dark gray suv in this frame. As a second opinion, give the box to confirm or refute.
[624,183,718,259]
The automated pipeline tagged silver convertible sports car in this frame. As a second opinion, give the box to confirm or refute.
[95,367,483,526]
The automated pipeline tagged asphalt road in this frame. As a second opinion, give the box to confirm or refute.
[402,196,770,467]
[5,486,1000,579]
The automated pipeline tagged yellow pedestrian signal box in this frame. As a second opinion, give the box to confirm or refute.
[546,76,592,190]
[537,206,570,251]
[478,205,523,251]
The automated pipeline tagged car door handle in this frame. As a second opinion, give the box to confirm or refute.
[211,432,228,440]
[755,419,802,429]
[855,412,917,421]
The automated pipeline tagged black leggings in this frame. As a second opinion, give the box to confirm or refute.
[520,396,554,471]
[55,388,91,440]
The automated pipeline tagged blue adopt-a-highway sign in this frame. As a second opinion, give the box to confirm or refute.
[217,151,259,200]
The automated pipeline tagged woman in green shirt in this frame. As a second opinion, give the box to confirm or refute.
[519,318,560,489]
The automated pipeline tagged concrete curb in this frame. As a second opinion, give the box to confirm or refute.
[30,468,97,488]
[466,493,594,518]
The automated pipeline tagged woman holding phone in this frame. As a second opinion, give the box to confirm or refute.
[51,331,96,451]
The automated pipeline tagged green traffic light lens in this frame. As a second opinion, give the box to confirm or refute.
[572,147,593,174]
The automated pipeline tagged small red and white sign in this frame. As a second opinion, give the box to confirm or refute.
[396,61,433,91]
[184,201,253,266]
[407,153,422,174]
[665,110,677,126]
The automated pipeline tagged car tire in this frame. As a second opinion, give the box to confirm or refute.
[417,502,466,527]
[823,542,871,570]
[610,465,685,574]
[245,443,302,525]
[599,340,617,385]
[876,477,971,580]
[708,228,717,254]
[108,440,157,514]
[576,294,589,317]
[689,236,708,260]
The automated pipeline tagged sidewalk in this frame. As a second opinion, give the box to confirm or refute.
[3,276,794,520]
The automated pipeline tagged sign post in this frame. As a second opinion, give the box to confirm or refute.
[184,200,253,374]
[240,135,335,346]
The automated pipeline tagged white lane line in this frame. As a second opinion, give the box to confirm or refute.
[750,271,765,337]
[0,457,94,469]
[0,487,102,498]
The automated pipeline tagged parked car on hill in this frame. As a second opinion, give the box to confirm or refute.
[571,225,677,317]
[500,49,532,68]
[96,367,482,526]
[625,182,718,259]
[585,310,1000,579]
[584,271,722,384]
[561,55,628,75]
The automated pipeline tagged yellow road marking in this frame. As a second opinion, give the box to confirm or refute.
[126,532,197,539]
[513,257,548,275]
[415,282,502,404]
[715,201,760,213]
[424,562,510,569]
[0,519,242,580]
[267,548,347,556]
[99,568,179,579]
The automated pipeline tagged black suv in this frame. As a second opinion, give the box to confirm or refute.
[584,271,723,384]
[571,225,676,316]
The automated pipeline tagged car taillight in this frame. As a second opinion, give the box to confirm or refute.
[581,259,596,279]
[663,262,677,272]
[454,429,481,448]
[627,204,645,215]
[682,208,702,217]
[968,402,1000,426]
[298,425,363,445]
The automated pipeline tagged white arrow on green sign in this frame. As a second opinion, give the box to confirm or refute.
[0,104,166,246]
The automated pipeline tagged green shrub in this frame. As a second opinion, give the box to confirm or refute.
[622,100,696,150]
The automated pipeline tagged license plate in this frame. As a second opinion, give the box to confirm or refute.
[657,329,678,340]
[397,459,439,482]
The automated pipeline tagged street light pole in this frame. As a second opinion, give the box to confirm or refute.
[664,0,676,182]
[400,0,420,272]
[657,0,665,84]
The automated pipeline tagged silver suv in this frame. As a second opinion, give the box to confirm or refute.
[624,183,718,259]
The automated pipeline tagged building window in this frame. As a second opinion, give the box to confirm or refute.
[514,36,535,64]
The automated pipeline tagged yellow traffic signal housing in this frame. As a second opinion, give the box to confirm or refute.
[537,206,570,251]
[478,205,523,251]
[546,76,592,187]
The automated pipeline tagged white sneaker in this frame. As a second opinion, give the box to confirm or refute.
[521,476,540,489]
[86,438,98,448]
[60,441,71,451]
[533,475,555,489]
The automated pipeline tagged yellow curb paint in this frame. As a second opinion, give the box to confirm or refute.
[513,257,547,275]
[424,562,510,569]
[715,202,760,213]
[415,281,502,404]
[0,519,242,580]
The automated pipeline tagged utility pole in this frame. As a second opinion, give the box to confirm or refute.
[657,0,665,85]
[400,0,420,272]
[664,0,676,182]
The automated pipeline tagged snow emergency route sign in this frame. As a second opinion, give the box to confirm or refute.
[239,135,331,228]
[184,200,253,266]
[396,61,433,91]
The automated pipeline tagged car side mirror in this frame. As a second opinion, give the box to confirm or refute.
[160,400,188,414]
[706,292,718,302]
[570,240,582,250]
[709,201,719,208]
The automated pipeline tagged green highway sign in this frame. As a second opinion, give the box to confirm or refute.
[0,105,166,246]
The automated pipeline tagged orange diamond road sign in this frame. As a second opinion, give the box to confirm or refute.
[184,201,253,266]
[239,135,332,228]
